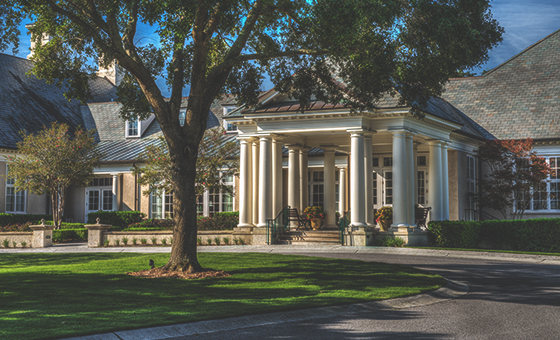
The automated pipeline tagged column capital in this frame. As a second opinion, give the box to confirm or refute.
[270,133,287,141]
[109,173,120,177]
[336,165,348,170]
[427,139,443,146]
[320,145,337,153]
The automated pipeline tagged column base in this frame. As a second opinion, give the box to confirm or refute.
[237,223,255,228]
[251,227,268,245]
[344,226,374,246]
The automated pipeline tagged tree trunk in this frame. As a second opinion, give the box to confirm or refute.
[162,141,203,273]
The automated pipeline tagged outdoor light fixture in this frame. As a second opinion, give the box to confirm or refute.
[179,110,186,127]
[149,259,155,269]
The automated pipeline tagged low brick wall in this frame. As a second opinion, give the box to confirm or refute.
[102,230,236,246]
[0,232,33,248]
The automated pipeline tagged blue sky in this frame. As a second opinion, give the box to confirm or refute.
[10,0,560,94]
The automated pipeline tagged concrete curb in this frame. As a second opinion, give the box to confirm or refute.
[63,278,468,340]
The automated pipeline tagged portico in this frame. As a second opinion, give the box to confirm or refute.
[226,91,467,246]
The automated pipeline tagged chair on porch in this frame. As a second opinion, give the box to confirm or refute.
[287,208,310,231]
[415,206,432,230]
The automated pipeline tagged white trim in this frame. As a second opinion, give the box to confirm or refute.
[5,164,26,214]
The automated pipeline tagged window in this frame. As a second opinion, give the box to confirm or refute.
[173,172,234,218]
[417,171,426,205]
[383,157,393,167]
[516,156,560,212]
[86,177,113,213]
[223,106,238,132]
[309,170,324,207]
[551,157,560,210]
[372,157,379,167]
[417,155,427,166]
[6,165,25,213]
[126,119,140,137]
[384,171,393,205]
[151,190,174,219]
[372,176,378,205]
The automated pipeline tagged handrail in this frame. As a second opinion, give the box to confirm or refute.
[338,210,350,245]
[464,209,500,221]
[267,206,291,245]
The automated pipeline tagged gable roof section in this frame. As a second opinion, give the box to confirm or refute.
[442,29,560,140]
[0,53,117,149]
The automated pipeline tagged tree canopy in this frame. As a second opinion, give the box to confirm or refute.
[0,0,503,272]
[4,123,102,228]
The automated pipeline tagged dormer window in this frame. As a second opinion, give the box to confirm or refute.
[223,106,237,133]
[126,119,140,138]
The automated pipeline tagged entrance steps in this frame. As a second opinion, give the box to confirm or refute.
[277,230,341,245]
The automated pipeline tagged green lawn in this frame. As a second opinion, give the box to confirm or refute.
[0,252,445,340]
[409,246,560,256]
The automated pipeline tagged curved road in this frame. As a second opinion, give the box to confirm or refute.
[185,251,560,340]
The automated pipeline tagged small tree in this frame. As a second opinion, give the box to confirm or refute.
[134,127,238,206]
[478,139,550,219]
[4,123,102,228]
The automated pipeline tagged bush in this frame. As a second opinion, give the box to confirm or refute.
[197,212,239,231]
[52,229,88,243]
[375,236,407,247]
[126,219,173,230]
[0,223,33,232]
[427,218,560,252]
[87,211,145,228]
[0,213,52,229]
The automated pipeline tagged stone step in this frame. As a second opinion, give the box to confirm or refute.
[276,240,342,245]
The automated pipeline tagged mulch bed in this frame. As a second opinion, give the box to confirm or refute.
[127,268,231,280]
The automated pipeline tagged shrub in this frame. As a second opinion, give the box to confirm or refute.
[233,237,239,245]
[427,218,560,252]
[197,212,239,231]
[0,213,52,227]
[141,238,147,245]
[12,241,17,248]
[376,236,407,247]
[151,237,157,245]
[87,211,145,228]
[132,238,138,245]
[122,237,129,245]
[206,238,212,245]
[126,218,174,230]
[0,223,33,232]
[214,237,221,245]
[170,237,173,244]
[197,237,202,245]
[238,238,245,245]
[52,229,88,243]
[3,239,9,248]
[223,237,230,245]
[104,240,110,247]
[161,238,167,245]
[21,241,27,247]
[115,239,120,246]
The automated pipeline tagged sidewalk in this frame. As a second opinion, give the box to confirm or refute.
[3,243,560,265]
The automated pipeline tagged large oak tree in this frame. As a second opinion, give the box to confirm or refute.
[0,0,503,272]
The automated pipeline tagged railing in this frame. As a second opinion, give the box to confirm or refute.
[267,206,291,245]
[338,210,350,245]
[464,209,500,221]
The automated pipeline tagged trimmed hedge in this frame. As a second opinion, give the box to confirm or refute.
[87,211,145,228]
[52,229,88,243]
[45,221,86,230]
[126,219,173,230]
[0,213,52,226]
[198,212,239,231]
[427,218,560,252]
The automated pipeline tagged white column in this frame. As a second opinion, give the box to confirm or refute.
[237,138,253,227]
[272,138,284,217]
[414,142,420,205]
[349,130,367,227]
[323,147,336,229]
[406,133,416,227]
[257,136,272,227]
[338,166,347,215]
[252,141,259,225]
[428,140,443,220]
[111,173,119,211]
[287,146,300,211]
[391,130,408,228]
[441,142,450,220]
[364,134,374,226]
[299,148,309,211]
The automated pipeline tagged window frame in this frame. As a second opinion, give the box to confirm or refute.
[125,118,141,138]
[5,165,26,214]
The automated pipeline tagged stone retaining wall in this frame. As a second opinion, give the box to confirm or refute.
[0,232,33,248]
[101,230,237,246]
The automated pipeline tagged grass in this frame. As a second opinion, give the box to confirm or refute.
[0,253,445,340]
[408,246,560,256]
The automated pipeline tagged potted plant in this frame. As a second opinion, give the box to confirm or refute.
[375,206,393,231]
[303,206,325,230]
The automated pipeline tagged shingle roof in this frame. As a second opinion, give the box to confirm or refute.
[0,53,116,149]
[442,29,560,140]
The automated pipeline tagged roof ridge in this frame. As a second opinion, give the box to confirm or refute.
[483,27,560,77]
[0,52,32,63]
